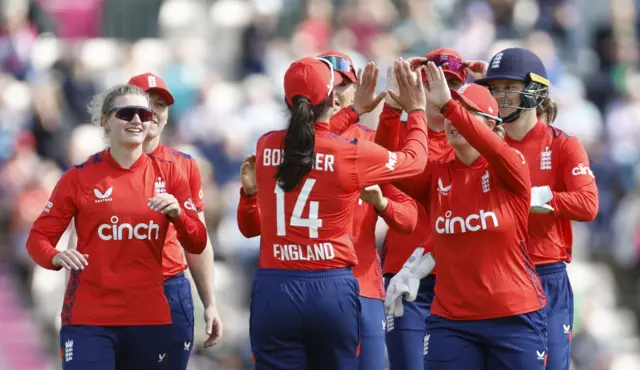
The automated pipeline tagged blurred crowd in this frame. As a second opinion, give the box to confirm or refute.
[0,0,640,369]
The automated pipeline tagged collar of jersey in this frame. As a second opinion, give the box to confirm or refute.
[315,121,330,132]
[104,148,148,171]
[150,143,165,156]
[428,127,447,140]
[452,152,487,170]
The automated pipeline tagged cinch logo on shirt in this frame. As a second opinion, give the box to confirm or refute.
[572,163,594,178]
[184,198,197,211]
[435,209,499,234]
[97,216,160,241]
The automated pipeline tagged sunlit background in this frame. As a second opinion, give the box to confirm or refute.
[0,0,639,369]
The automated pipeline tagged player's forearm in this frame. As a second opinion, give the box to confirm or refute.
[549,189,599,221]
[173,211,207,254]
[26,231,61,270]
[185,214,216,307]
[442,100,530,194]
[375,104,402,150]
[237,188,261,237]
[378,198,417,233]
[185,246,216,305]
[67,224,78,250]
[329,106,359,135]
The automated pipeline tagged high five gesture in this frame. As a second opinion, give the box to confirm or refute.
[387,59,427,113]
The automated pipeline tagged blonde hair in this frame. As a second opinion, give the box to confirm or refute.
[536,95,558,125]
[87,84,148,140]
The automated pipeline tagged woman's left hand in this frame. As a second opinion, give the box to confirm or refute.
[423,61,452,110]
[148,193,181,219]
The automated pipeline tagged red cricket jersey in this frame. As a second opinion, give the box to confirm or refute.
[396,100,546,320]
[26,150,207,326]
[254,111,428,270]
[374,105,456,275]
[506,121,598,265]
[149,144,207,279]
[325,123,419,299]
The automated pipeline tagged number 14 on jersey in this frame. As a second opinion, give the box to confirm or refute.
[274,179,323,238]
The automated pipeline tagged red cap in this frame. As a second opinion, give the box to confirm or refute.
[128,73,175,105]
[317,50,357,83]
[425,48,466,82]
[284,57,343,106]
[450,83,500,122]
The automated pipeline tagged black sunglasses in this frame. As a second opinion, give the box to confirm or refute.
[106,106,153,122]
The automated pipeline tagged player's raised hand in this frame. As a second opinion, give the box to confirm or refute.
[240,154,257,195]
[423,61,452,110]
[387,58,427,113]
[463,60,488,81]
[203,304,224,348]
[359,185,388,212]
[384,65,401,109]
[53,249,89,270]
[353,62,387,115]
[148,193,181,219]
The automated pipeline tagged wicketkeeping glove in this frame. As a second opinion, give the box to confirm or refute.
[384,248,436,317]
[530,186,554,214]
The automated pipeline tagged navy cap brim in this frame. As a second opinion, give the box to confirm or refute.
[475,74,526,85]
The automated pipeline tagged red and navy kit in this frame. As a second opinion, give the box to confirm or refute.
[374,104,455,276]
[373,103,455,369]
[149,144,206,279]
[387,99,547,370]
[507,120,598,370]
[250,109,428,370]
[238,120,419,370]
[255,112,427,271]
[28,150,206,370]
[506,121,598,265]
[395,101,545,320]
[27,150,206,326]
[149,143,207,370]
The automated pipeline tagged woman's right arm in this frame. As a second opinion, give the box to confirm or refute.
[329,106,360,135]
[237,188,261,238]
[374,104,403,151]
[27,170,77,270]
[442,99,530,195]
[354,110,428,188]
[424,61,530,195]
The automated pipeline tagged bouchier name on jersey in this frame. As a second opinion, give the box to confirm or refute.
[254,111,428,271]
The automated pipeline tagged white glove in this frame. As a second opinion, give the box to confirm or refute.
[384,248,436,317]
[530,186,554,214]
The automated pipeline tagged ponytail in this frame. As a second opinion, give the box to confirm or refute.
[536,95,558,125]
[276,95,331,192]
